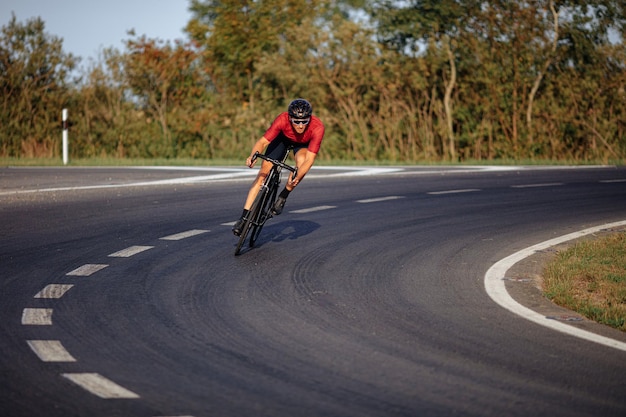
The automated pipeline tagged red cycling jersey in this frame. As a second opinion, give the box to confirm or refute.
[263,112,325,154]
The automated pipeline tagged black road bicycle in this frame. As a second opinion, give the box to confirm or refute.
[234,148,297,256]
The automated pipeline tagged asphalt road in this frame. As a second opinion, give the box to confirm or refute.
[1,165,626,417]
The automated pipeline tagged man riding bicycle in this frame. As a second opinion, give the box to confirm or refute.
[232,98,325,236]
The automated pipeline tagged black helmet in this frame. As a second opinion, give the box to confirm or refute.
[288,99,312,119]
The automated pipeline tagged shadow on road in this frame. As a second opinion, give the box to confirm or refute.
[257,220,321,245]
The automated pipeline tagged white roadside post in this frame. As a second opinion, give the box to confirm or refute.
[62,108,68,165]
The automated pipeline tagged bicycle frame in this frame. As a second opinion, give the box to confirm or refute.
[234,147,297,255]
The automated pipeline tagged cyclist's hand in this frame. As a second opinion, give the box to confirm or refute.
[246,156,255,168]
[288,175,299,187]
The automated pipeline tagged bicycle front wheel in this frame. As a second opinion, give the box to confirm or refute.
[249,179,279,247]
[234,216,253,256]
[234,193,263,255]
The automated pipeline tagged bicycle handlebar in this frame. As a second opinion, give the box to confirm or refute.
[252,152,298,180]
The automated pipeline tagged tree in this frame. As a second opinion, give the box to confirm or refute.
[550,0,626,160]
[369,0,482,160]
[2,5,624,162]
[186,0,306,108]
[123,34,205,157]
[0,14,76,157]
[71,48,149,158]
[185,0,336,152]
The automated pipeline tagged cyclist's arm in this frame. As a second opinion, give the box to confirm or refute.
[246,137,271,167]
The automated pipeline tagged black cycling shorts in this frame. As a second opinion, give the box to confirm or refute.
[265,133,308,161]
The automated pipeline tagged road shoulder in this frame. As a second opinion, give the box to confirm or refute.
[503,224,626,345]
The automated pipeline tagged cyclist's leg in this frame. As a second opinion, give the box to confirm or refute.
[291,144,310,183]
[235,186,265,254]
[249,181,276,247]
[242,159,272,210]
[234,140,288,235]
[243,139,288,209]
[233,159,272,236]
[272,142,307,215]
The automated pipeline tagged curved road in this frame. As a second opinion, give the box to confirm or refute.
[1,165,626,417]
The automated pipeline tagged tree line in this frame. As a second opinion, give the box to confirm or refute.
[1,0,625,163]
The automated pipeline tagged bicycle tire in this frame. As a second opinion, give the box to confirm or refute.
[234,193,263,255]
[234,217,252,256]
[249,176,279,247]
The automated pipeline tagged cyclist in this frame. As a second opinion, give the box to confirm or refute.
[232,98,325,236]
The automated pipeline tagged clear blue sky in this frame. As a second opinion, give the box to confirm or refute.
[1,0,192,64]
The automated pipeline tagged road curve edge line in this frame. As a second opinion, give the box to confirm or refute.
[484,220,626,352]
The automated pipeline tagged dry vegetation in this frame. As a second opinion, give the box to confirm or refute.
[543,232,626,331]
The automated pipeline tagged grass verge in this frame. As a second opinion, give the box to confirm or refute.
[1,157,623,167]
[543,231,626,331]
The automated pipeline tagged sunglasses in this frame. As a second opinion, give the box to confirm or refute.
[291,118,310,125]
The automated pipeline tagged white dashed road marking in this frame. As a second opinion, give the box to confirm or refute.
[27,340,77,362]
[290,205,337,214]
[357,196,405,203]
[22,308,53,325]
[484,219,626,352]
[21,230,210,403]
[108,246,154,258]
[427,189,481,195]
[511,183,563,188]
[600,179,626,183]
[61,373,140,399]
[66,264,109,276]
[34,284,74,299]
[160,229,209,241]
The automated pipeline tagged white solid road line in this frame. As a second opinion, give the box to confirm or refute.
[484,219,626,352]
[61,373,140,399]
[327,167,405,176]
[0,171,257,195]
[27,340,76,362]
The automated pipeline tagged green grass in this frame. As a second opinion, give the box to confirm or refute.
[1,156,623,167]
[0,157,243,167]
[543,232,626,331]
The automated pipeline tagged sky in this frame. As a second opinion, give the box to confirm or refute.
[1,0,193,64]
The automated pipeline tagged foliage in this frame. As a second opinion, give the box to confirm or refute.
[124,34,209,158]
[0,2,625,162]
[0,14,77,157]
